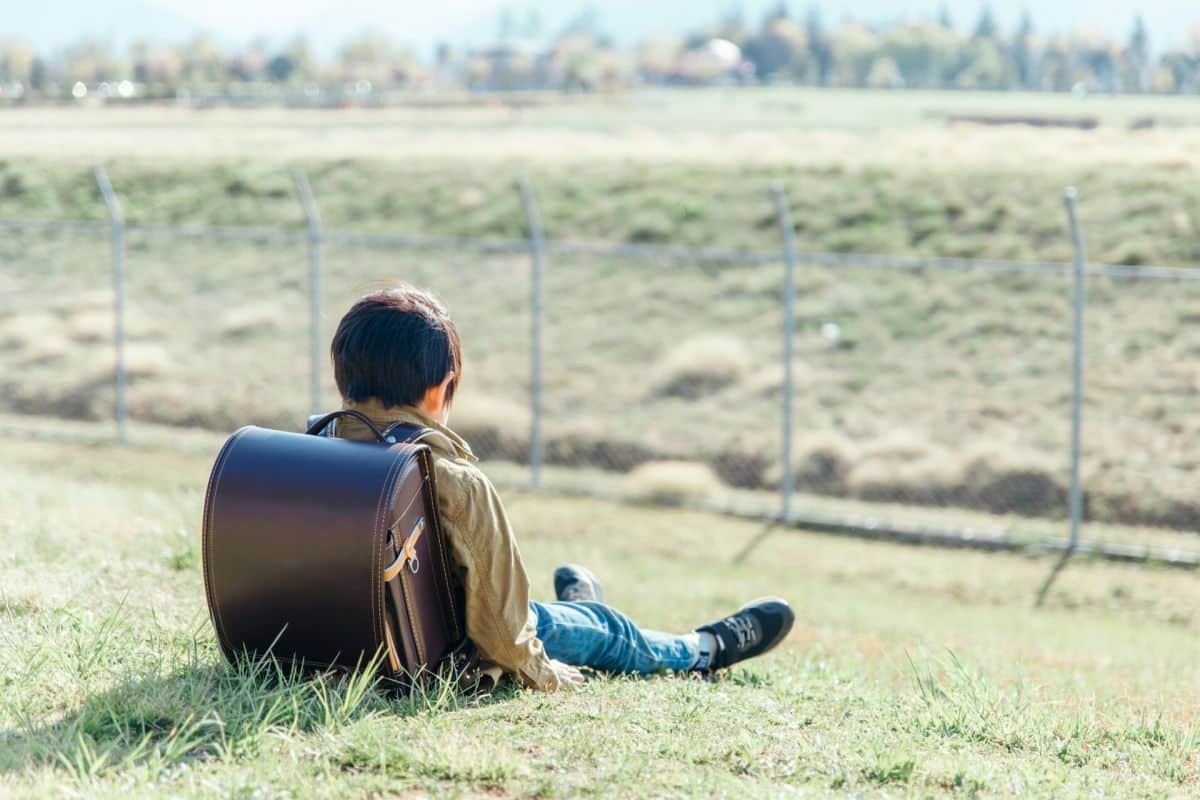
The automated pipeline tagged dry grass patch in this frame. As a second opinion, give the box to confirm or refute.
[795,431,860,492]
[451,392,529,436]
[844,431,955,503]
[217,303,284,339]
[64,307,156,343]
[449,392,530,462]
[859,430,942,462]
[761,430,860,493]
[626,460,721,506]
[841,438,1065,516]
[0,311,60,351]
[655,334,749,400]
[17,333,75,364]
[86,342,173,380]
[847,454,962,506]
[545,422,657,472]
[71,289,117,310]
[0,311,80,364]
[960,445,1065,517]
[65,308,117,343]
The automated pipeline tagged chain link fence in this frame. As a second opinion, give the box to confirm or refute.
[3,168,1200,590]
[125,229,311,431]
[1082,271,1200,550]
[539,249,785,505]
[774,261,1075,534]
[0,223,112,422]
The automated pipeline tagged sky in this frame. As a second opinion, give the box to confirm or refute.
[4,0,1195,57]
[154,0,1198,48]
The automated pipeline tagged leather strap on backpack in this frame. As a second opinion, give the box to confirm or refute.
[305,409,387,440]
[379,422,433,445]
[305,412,433,447]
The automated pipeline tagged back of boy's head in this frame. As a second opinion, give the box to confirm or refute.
[331,286,462,409]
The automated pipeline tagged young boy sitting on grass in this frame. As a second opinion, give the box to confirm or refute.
[330,286,795,691]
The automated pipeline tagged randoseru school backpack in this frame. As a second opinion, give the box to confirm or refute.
[202,409,467,682]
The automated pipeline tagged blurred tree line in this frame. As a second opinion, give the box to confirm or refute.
[0,4,1198,102]
[686,4,1196,92]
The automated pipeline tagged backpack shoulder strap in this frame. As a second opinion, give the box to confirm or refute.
[306,409,388,441]
[380,422,433,445]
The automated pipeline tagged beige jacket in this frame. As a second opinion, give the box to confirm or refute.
[335,399,559,691]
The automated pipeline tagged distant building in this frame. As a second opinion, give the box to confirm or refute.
[670,39,751,86]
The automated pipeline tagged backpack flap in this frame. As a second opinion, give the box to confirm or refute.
[202,426,417,672]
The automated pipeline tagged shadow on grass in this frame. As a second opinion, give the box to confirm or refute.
[0,652,512,783]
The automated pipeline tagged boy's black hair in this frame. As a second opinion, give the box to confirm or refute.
[331,286,461,409]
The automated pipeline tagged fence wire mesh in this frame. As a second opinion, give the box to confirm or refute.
[538,251,785,506]
[0,226,114,424]
[777,263,1075,543]
[120,231,309,433]
[4,178,1200,571]
[1081,273,1200,554]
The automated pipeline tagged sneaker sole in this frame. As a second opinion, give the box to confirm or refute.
[554,564,605,603]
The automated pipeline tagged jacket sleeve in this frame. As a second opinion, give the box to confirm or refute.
[437,460,559,691]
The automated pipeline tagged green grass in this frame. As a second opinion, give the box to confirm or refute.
[2,156,1199,265]
[2,428,1200,798]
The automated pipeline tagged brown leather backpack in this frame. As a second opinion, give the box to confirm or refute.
[202,410,466,681]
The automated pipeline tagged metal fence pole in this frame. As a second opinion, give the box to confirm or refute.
[516,178,545,490]
[292,169,323,417]
[1036,186,1087,607]
[772,184,799,522]
[731,184,801,565]
[93,166,128,443]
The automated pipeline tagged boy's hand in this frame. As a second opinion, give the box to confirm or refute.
[549,659,584,690]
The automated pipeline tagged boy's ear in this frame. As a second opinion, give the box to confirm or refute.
[439,370,456,399]
[420,371,457,417]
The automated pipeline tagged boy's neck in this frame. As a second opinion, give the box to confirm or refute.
[343,397,428,424]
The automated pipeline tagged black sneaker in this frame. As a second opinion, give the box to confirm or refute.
[695,597,794,671]
[554,564,605,603]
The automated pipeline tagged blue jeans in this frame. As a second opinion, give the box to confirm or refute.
[531,601,698,674]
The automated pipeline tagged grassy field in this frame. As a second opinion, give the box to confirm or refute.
[2,425,1200,798]
[2,146,1199,265]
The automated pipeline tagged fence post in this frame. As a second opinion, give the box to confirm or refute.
[292,169,323,417]
[1036,186,1086,607]
[93,166,128,443]
[516,178,545,490]
[771,184,798,522]
[731,185,800,565]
